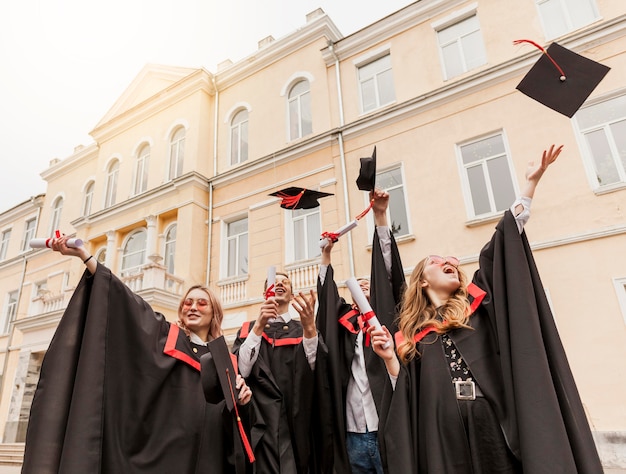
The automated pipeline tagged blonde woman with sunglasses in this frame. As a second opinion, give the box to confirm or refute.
[370,145,602,473]
[22,239,254,474]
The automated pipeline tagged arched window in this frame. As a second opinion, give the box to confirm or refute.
[288,80,312,141]
[164,224,177,274]
[230,109,249,165]
[134,144,150,195]
[82,181,94,216]
[169,128,185,180]
[121,230,147,275]
[105,160,119,208]
[96,247,107,265]
[49,197,63,235]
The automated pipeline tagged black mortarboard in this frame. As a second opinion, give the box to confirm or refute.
[515,40,610,118]
[356,146,377,191]
[201,336,238,411]
[269,186,333,209]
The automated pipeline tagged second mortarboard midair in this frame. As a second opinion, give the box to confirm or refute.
[356,146,377,191]
[514,40,610,118]
[269,186,333,209]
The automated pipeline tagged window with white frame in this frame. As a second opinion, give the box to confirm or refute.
[2,291,18,334]
[376,167,410,237]
[289,207,321,262]
[134,144,150,195]
[48,197,63,236]
[121,230,147,276]
[576,94,626,190]
[169,127,185,180]
[288,80,312,141]
[614,277,626,325]
[437,14,486,80]
[230,109,249,165]
[225,217,248,278]
[164,224,177,274]
[82,181,94,216]
[358,54,396,114]
[21,218,37,251]
[536,0,599,40]
[459,134,517,218]
[0,229,11,260]
[105,160,119,208]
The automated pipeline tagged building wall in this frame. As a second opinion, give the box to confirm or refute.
[0,0,624,467]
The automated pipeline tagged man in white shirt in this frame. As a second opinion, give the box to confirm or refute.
[233,271,332,473]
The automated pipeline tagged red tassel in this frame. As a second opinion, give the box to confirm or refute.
[226,368,256,463]
[513,39,566,80]
[355,199,374,220]
[276,190,304,209]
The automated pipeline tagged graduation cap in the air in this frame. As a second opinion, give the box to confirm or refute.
[356,146,377,191]
[515,40,610,118]
[200,336,256,462]
[269,186,333,209]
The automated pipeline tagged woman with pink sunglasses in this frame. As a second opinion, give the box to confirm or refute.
[370,145,602,473]
[22,238,254,474]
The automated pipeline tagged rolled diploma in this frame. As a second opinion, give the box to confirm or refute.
[319,220,358,248]
[30,238,84,249]
[265,266,276,299]
[345,277,390,349]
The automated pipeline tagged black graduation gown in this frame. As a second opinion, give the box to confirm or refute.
[315,229,405,474]
[232,319,333,474]
[380,211,603,473]
[22,263,247,474]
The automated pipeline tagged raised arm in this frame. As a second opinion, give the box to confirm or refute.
[514,144,563,215]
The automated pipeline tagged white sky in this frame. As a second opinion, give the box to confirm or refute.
[0,0,412,213]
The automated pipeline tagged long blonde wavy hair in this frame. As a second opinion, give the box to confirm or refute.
[176,284,224,341]
[396,257,472,364]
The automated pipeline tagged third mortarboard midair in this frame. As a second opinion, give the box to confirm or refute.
[515,40,610,118]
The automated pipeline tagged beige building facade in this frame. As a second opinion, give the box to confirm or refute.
[0,0,624,468]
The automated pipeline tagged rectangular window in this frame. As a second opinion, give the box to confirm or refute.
[536,0,599,39]
[358,54,396,113]
[376,167,410,237]
[21,218,37,251]
[291,208,321,262]
[576,94,626,190]
[0,229,11,260]
[226,218,248,277]
[459,134,516,218]
[2,291,18,334]
[437,15,486,80]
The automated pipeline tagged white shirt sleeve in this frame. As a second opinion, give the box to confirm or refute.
[376,226,393,277]
[237,331,262,378]
[389,372,397,390]
[302,334,318,370]
[318,264,328,286]
[511,196,532,234]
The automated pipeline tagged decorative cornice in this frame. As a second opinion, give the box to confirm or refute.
[215,16,343,88]
[71,171,210,231]
[210,130,337,187]
[321,0,466,65]
[90,69,214,143]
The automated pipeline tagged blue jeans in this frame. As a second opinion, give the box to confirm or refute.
[346,431,384,474]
